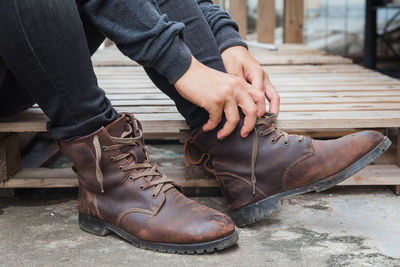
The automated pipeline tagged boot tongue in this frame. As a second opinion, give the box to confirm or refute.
[105,114,129,138]
[105,114,147,163]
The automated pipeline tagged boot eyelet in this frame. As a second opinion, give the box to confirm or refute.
[110,156,114,161]
[139,185,144,191]
[128,176,133,182]
[151,194,157,199]
[297,139,303,144]
[102,146,106,151]
[284,141,289,146]
[270,138,276,144]
[119,166,123,171]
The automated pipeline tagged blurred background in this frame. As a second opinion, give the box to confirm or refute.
[219,0,400,78]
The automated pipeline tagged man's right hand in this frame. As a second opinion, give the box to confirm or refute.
[174,57,262,140]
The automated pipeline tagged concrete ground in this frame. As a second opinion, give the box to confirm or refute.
[0,186,399,267]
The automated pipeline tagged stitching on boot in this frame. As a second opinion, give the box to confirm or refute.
[282,136,314,190]
[116,208,155,226]
[217,172,268,197]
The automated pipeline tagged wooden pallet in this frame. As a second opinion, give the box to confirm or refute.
[0,44,399,193]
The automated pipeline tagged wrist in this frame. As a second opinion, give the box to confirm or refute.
[174,56,196,89]
[222,46,247,56]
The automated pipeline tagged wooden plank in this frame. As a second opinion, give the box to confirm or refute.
[257,0,275,43]
[3,110,400,134]
[283,0,304,43]
[91,45,352,66]
[2,164,400,189]
[229,0,247,39]
[94,64,367,76]
[339,165,400,185]
[0,134,21,183]
[23,103,400,114]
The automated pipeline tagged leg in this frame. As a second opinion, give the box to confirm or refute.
[0,0,118,141]
[0,57,35,115]
[80,0,224,129]
[145,0,226,129]
[0,8,106,116]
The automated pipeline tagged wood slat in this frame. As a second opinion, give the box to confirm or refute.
[283,0,304,43]
[229,0,247,39]
[91,45,352,66]
[1,110,400,136]
[2,164,399,188]
[257,0,275,43]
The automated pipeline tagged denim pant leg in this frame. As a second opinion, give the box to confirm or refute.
[145,0,227,129]
[0,0,118,141]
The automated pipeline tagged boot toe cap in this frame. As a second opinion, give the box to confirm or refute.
[284,130,386,189]
[119,190,236,244]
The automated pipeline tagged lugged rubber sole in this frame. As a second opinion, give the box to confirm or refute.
[79,213,239,254]
[231,136,392,227]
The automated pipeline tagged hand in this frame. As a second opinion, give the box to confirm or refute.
[174,56,258,140]
[221,46,280,115]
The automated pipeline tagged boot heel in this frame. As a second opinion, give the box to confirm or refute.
[230,195,282,227]
[79,213,111,236]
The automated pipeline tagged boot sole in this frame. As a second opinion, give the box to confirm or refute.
[231,136,392,227]
[78,213,239,254]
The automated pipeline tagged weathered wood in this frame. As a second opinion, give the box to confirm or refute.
[0,134,21,183]
[257,0,275,43]
[283,0,304,43]
[2,163,400,189]
[229,0,247,39]
[2,110,400,136]
[92,45,352,66]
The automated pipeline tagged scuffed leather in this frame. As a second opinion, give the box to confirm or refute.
[284,130,384,190]
[60,114,235,244]
[190,119,384,211]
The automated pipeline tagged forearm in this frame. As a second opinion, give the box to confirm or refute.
[79,0,192,84]
[197,0,247,53]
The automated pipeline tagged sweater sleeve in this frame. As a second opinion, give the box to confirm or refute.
[197,0,248,53]
[79,0,192,84]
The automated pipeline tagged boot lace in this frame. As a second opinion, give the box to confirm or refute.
[250,112,304,195]
[92,117,179,204]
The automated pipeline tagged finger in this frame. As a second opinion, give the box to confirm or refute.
[247,68,264,92]
[236,68,246,81]
[264,74,280,115]
[202,105,223,132]
[217,99,240,140]
[245,83,266,117]
[236,91,258,138]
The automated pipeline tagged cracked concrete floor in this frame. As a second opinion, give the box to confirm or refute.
[0,186,399,267]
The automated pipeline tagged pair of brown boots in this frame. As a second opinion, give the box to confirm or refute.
[58,113,390,254]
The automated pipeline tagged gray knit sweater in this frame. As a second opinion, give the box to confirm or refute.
[80,0,247,84]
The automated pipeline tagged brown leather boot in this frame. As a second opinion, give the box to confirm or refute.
[58,113,238,254]
[185,112,391,227]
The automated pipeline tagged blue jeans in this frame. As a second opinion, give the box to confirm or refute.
[0,0,225,140]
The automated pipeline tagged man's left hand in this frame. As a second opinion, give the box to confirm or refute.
[221,46,280,117]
